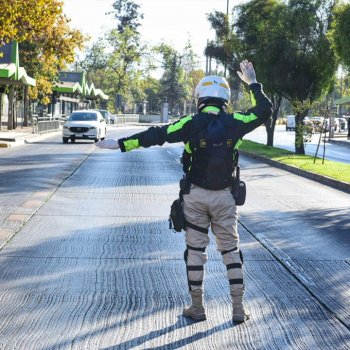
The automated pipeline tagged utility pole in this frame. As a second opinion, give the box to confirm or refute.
[224,0,230,77]
[206,39,209,75]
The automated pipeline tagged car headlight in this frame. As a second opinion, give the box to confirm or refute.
[63,126,69,129]
[89,126,97,130]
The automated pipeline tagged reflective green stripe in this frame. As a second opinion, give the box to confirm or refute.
[233,112,258,123]
[234,139,242,150]
[184,142,192,154]
[250,90,256,107]
[203,106,220,114]
[167,116,192,134]
[124,139,140,151]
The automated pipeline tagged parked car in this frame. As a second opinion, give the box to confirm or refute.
[93,109,111,125]
[62,110,106,143]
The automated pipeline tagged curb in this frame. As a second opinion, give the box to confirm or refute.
[240,150,350,195]
[0,131,61,147]
[328,139,350,148]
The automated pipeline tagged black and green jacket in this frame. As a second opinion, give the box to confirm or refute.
[118,82,272,189]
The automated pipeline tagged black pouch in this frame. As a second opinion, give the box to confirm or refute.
[232,165,246,206]
[169,198,185,232]
[233,180,246,206]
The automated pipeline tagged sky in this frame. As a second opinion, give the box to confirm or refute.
[62,0,247,70]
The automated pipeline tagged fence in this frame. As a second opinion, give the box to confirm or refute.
[112,114,180,125]
[111,114,140,125]
[32,116,60,134]
[31,113,167,133]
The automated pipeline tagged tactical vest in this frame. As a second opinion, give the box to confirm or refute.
[186,111,237,190]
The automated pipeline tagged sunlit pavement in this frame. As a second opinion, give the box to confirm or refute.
[0,130,349,349]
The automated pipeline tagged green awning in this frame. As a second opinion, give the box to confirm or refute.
[54,81,82,94]
[0,42,36,87]
[53,71,108,100]
[334,96,350,105]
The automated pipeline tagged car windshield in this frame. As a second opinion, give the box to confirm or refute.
[69,113,98,121]
[98,110,108,118]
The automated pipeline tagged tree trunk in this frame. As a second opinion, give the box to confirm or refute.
[294,110,308,154]
[7,86,14,130]
[265,95,282,146]
[23,86,29,127]
[0,93,2,130]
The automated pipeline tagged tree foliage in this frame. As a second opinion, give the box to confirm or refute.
[155,42,202,115]
[80,0,202,114]
[0,0,85,104]
[79,0,146,111]
[22,16,85,103]
[109,0,144,34]
[329,2,350,68]
[232,0,285,146]
[0,0,62,45]
[207,0,338,154]
[106,27,143,95]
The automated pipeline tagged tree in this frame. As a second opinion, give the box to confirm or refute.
[179,41,204,114]
[207,0,338,154]
[0,0,62,45]
[233,0,286,147]
[155,44,192,115]
[109,0,144,34]
[20,15,84,104]
[278,0,337,154]
[329,2,350,68]
[80,0,145,112]
[0,0,84,128]
[207,5,282,134]
[142,76,161,113]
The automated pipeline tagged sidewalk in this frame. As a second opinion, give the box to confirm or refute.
[0,126,60,147]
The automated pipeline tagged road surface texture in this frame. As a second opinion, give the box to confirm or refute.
[0,127,349,349]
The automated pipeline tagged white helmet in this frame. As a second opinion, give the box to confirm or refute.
[194,75,231,104]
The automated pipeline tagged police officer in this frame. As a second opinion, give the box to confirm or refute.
[96,60,272,323]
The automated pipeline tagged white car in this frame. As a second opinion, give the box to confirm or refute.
[62,110,107,143]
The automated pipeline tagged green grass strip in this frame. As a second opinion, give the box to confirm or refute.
[240,140,350,184]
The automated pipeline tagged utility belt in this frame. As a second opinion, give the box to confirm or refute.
[169,170,246,233]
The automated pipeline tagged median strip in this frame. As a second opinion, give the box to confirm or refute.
[240,139,350,193]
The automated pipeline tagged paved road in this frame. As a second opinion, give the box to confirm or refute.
[0,127,349,349]
[246,125,350,164]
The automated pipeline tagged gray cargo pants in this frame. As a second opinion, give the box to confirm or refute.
[182,184,244,294]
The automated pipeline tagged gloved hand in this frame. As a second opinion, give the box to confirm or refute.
[237,59,257,85]
[95,139,120,150]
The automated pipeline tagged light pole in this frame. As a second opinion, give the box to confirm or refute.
[224,0,230,76]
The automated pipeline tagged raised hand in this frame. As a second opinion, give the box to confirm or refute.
[237,59,257,85]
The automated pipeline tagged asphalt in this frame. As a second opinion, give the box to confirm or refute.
[0,126,349,348]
